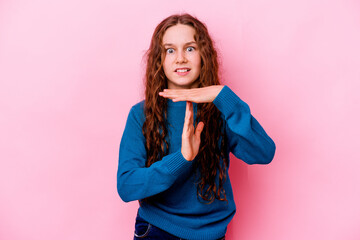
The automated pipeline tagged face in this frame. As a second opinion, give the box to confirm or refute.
[162,24,201,89]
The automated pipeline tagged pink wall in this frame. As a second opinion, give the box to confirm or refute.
[1,0,359,239]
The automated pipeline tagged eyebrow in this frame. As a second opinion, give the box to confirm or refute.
[163,41,197,47]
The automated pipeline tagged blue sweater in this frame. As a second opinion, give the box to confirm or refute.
[117,85,276,240]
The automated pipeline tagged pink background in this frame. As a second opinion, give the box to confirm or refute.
[1,0,359,239]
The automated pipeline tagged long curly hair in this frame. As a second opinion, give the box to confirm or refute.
[141,13,228,204]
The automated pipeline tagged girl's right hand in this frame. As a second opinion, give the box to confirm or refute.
[181,101,204,161]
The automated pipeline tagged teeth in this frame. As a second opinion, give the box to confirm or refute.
[176,69,189,72]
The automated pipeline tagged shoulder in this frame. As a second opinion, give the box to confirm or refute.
[131,99,145,112]
[128,99,146,125]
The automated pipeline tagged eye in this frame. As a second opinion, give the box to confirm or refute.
[186,46,195,52]
[166,48,174,54]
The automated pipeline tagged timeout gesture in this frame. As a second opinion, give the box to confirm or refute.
[159,85,224,161]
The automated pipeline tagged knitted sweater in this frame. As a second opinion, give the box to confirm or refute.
[117,85,276,240]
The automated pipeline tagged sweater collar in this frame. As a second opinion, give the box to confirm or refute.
[166,98,187,107]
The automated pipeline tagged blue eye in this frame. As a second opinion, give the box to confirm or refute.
[187,46,195,52]
[166,48,174,54]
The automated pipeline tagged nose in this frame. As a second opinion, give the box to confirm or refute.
[175,51,187,63]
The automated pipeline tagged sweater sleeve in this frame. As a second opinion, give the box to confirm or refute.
[212,85,276,165]
[117,105,193,203]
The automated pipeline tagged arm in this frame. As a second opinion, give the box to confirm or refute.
[213,86,276,164]
[158,85,276,164]
[117,106,193,202]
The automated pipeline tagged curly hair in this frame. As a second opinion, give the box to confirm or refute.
[141,13,228,204]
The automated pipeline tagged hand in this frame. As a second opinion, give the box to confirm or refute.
[181,101,204,161]
[159,85,224,103]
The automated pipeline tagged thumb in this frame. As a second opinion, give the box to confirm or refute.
[195,121,204,139]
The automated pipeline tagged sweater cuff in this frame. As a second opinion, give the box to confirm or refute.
[165,149,193,176]
[213,85,244,117]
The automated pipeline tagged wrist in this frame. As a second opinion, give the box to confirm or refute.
[212,85,225,102]
[181,150,193,161]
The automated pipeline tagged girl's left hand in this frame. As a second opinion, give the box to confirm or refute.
[159,85,224,103]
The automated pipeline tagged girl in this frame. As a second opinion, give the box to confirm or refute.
[117,13,276,240]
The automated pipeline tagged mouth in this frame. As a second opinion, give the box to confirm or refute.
[174,68,191,73]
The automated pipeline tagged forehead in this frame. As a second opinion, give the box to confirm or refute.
[162,24,196,45]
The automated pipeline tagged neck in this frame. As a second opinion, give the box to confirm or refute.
[167,80,199,89]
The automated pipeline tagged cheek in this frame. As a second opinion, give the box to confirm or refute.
[194,55,202,71]
[163,59,172,73]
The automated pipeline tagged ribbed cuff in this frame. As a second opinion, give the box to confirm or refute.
[165,149,193,176]
[213,85,246,117]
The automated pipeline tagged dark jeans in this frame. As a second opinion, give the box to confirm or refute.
[134,213,225,240]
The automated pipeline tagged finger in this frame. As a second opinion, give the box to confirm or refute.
[163,89,185,93]
[160,89,203,103]
[173,94,195,102]
[173,91,199,103]
[159,92,186,101]
[183,101,190,133]
[160,90,183,95]
[188,101,194,124]
[159,91,178,96]
[160,89,192,101]
[165,92,186,101]
[195,121,204,140]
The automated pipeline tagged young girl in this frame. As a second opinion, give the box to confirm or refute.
[117,13,276,240]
